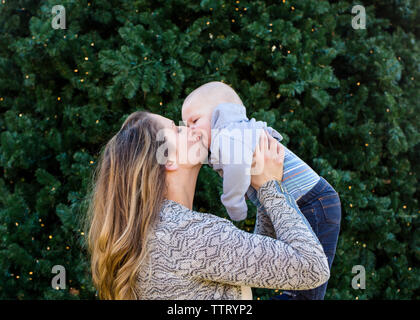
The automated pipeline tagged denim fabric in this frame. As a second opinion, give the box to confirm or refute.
[259,176,342,300]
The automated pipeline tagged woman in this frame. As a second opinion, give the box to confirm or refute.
[85,110,330,300]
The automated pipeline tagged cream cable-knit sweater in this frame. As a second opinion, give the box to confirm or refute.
[136,180,330,299]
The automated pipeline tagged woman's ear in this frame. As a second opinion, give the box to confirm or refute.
[165,160,178,171]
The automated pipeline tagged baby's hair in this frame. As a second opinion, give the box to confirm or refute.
[183,81,243,109]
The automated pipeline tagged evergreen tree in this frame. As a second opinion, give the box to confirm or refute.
[0,0,418,299]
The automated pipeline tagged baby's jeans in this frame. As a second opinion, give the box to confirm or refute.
[250,176,342,300]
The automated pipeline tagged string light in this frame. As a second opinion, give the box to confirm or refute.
[84,57,89,61]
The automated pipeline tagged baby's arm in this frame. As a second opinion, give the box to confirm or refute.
[218,134,255,222]
[220,162,251,221]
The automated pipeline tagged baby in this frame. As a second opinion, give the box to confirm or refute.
[182,81,321,219]
[182,81,342,300]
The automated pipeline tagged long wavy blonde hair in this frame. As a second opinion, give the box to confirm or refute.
[84,111,166,299]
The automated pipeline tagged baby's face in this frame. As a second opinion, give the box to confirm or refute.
[182,99,214,150]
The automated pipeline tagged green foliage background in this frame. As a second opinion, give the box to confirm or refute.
[0,0,419,299]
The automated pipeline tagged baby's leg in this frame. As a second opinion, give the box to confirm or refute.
[274,176,341,300]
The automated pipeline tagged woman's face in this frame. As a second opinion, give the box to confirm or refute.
[151,114,208,168]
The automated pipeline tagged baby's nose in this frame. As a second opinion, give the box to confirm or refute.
[189,127,202,141]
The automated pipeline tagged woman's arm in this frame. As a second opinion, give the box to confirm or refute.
[173,179,330,290]
[253,206,276,239]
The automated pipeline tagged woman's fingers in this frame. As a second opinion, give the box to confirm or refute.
[262,130,268,153]
[277,143,285,163]
[267,132,278,155]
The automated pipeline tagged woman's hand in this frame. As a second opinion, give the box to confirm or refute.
[250,130,285,190]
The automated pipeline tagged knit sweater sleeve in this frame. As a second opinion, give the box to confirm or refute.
[253,206,276,239]
[173,180,330,290]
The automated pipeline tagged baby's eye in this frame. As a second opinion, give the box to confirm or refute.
[193,119,198,124]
